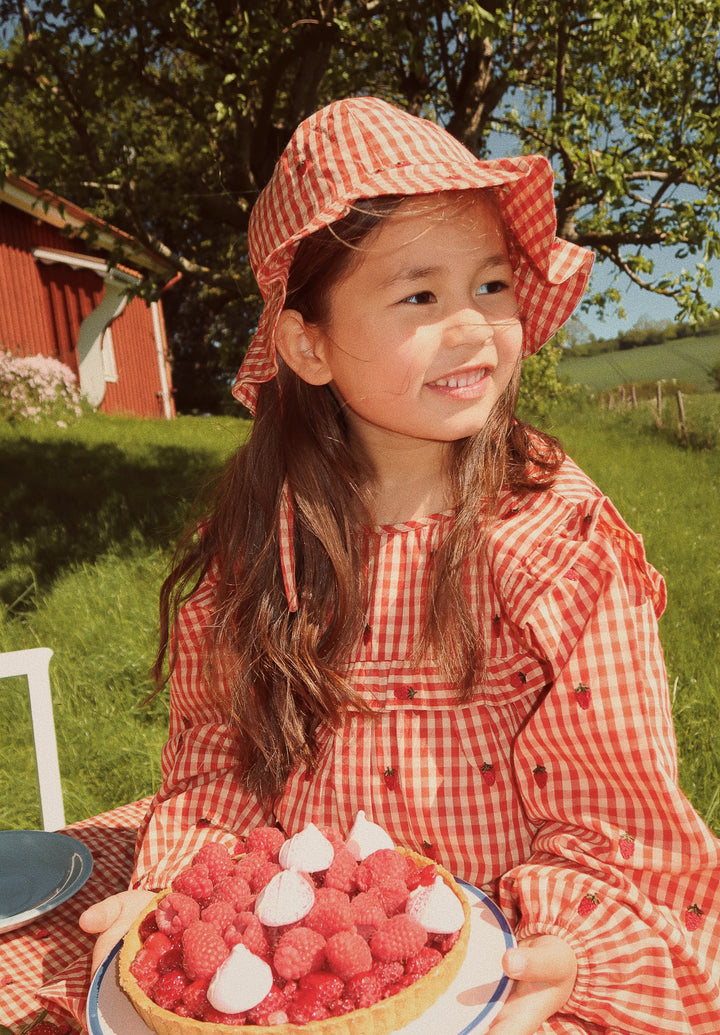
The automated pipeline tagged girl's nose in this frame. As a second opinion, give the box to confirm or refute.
[442,311,495,349]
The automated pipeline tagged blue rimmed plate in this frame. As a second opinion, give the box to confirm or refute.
[87,881,515,1035]
[0,830,93,934]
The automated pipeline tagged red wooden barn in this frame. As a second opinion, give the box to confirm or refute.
[0,173,177,418]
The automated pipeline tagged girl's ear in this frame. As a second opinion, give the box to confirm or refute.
[275,310,333,386]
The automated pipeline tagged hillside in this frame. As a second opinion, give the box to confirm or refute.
[559,332,720,393]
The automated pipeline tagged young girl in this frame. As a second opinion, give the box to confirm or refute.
[81,97,720,1033]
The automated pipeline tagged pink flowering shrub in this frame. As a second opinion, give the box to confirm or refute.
[0,351,83,424]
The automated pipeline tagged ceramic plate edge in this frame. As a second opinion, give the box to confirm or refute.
[0,831,93,934]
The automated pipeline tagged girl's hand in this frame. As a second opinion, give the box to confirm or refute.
[487,934,577,1035]
[79,889,156,976]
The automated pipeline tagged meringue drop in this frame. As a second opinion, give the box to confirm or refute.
[207,943,273,1013]
[406,875,466,934]
[254,868,315,926]
[345,810,395,861]
[278,822,335,872]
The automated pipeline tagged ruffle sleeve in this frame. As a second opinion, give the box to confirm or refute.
[131,571,270,890]
[487,471,720,1033]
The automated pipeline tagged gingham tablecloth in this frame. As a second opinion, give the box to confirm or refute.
[0,798,150,1033]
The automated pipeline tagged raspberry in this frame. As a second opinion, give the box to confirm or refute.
[305,888,354,938]
[244,825,286,861]
[172,864,214,906]
[181,978,210,1019]
[156,892,201,936]
[202,1004,247,1025]
[138,910,159,941]
[201,900,237,935]
[350,889,387,935]
[382,975,415,997]
[370,915,427,963]
[193,842,235,883]
[356,849,408,891]
[273,926,326,980]
[418,863,438,886]
[182,920,231,981]
[224,910,269,957]
[129,946,159,993]
[286,990,331,1024]
[315,825,346,852]
[343,970,383,1008]
[405,945,443,977]
[152,968,189,1011]
[234,850,272,884]
[371,959,405,987]
[250,859,282,893]
[246,984,288,1024]
[331,997,356,1016]
[323,847,358,894]
[432,928,460,953]
[300,971,345,1005]
[376,877,409,916]
[324,929,373,981]
[157,946,184,975]
[141,931,173,958]
[209,874,254,911]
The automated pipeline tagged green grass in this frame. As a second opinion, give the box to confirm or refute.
[0,414,247,828]
[559,331,720,394]
[1,410,718,835]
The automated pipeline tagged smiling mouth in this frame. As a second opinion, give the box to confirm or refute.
[429,367,491,389]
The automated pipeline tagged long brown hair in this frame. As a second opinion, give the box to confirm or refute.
[155,195,565,799]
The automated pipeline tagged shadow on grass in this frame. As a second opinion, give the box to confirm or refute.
[0,437,222,608]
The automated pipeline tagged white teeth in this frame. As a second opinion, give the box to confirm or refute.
[433,369,487,388]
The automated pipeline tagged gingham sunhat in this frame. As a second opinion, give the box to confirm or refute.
[232,95,594,412]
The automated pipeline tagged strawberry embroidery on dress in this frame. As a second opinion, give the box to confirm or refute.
[685,904,704,931]
[383,767,399,790]
[393,686,417,701]
[480,762,496,787]
[578,892,600,917]
[362,624,373,646]
[533,764,548,788]
[512,671,528,689]
[564,566,580,581]
[421,840,437,860]
[574,682,591,709]
[619,832,636,859]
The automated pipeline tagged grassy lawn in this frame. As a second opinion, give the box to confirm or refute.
[559,331,720,394]
[1,408,718,834]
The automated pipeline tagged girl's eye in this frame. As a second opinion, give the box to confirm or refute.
[401,290,436,305]
[476,280,509,296]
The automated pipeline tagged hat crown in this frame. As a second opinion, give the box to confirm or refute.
[249,97,484,284]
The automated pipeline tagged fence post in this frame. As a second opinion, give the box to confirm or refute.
[676,390,688,443]
[656,381,663,425]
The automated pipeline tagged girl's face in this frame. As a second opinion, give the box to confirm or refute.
[300,191,523,458]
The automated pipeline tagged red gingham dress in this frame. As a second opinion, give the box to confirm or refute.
[133,457,720,1034]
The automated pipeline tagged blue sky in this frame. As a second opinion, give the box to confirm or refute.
[576,250,720,340]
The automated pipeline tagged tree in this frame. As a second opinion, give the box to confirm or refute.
[1,0,718,411]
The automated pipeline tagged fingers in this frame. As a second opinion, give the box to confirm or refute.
[487,935,577,1035]
[503,936,577,984]
[79,889,156,977]
[79,896,123,935]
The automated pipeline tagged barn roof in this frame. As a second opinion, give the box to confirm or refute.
[0,173,175,279]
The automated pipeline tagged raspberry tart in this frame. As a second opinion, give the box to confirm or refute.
[118,812,471,1034]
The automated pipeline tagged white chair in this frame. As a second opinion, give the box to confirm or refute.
[0,647,66,830]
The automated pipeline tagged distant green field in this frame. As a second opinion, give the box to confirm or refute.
[559,333,720,393]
